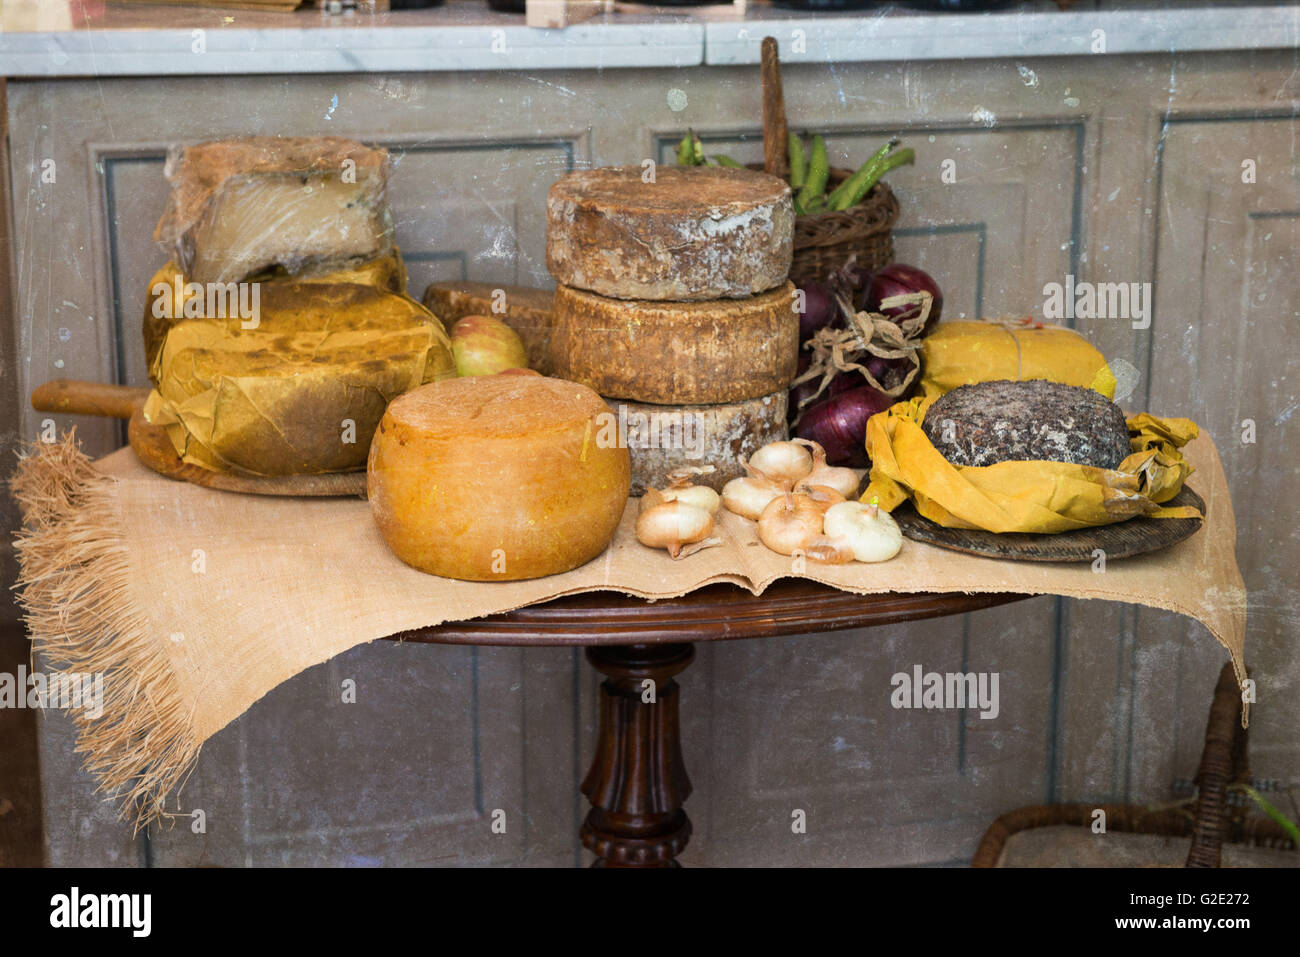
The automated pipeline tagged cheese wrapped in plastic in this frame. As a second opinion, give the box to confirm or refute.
[862,397,1201,534]
[153,136,393,284]
[142,264,455,477]
[920,319,1117,399]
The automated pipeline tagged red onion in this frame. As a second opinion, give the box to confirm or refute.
[788,360,857,422]
[861,263,943,336]
[797,281,837,342]
[794,385,895,467]
[863,353,914,394]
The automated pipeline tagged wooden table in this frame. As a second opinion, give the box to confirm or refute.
[389,581,1027,867]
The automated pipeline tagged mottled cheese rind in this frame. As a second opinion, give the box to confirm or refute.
[154,136,392,284]
[546,165,793,301]
[422,281,555,375]
[367,375,630,581]
[551,282,799,405]
[922,379,1131,469]
[604,392,789,496]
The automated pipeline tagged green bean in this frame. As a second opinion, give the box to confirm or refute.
[796,135,829,210]
[825,137,899,210]
[834,147,914,210]
[788,133,808,190]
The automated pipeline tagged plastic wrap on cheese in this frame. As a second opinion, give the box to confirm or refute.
[142,264,455,477]
[153,136,393,284]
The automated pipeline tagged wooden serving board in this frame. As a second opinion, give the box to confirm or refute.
[893,486,1205,562]
[32,379,367,498]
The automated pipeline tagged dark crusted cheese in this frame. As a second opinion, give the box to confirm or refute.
[922,379,1130,469]
[546,165,793,301]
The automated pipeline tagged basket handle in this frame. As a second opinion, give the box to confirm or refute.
[1184,661,1249,867]
[760,37,789,181]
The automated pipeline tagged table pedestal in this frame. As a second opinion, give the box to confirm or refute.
[580,643,694,867]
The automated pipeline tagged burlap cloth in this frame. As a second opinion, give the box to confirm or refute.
[12,431,1248,830]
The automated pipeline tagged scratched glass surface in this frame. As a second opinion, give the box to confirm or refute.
[0,0,1295,867]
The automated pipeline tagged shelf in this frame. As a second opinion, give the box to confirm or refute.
[0,1,1295,77]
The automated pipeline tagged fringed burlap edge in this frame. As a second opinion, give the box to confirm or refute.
[10,431,198,833]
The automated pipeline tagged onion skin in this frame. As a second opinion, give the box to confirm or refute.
[788,354,858,423]
[748,441,814,488]
[861,264,943,337]
[794,385,894,467]
[822,501,903,563]
[636,501,714,558]
[757,493,824,556]
[721,474,784,521]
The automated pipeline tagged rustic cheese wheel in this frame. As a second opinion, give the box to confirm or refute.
[546,165,793,301]
[154,136,392,284]
[922,379,1131,469]
[603,392,789,496]
[368,375,630,581]
[551,282,799,405]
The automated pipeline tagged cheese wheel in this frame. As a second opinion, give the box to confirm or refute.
[368,375,630,581]
[546,165,793,301]
[154,136,392,284]
[551,282,799,405]
[605,392,788,496]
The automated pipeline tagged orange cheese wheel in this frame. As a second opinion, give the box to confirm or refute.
[367,374,630,581]
[550,282,799,405]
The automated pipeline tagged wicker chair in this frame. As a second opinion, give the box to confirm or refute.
[972,662,1295,867]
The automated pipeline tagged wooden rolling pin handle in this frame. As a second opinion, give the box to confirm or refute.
[761,36,790,181]
[31,379,150,420]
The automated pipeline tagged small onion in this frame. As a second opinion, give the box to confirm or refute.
[794,439,862,499]
[861,263,944,337]
[636,501,714,559]
[792,483,847,516]
[748,441,814,488]
[757,493,824,557]
[721,462,785,520]
[794,385,895,467]
[822,501,903,563]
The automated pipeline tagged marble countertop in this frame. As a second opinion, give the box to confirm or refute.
[0,1,1295,76]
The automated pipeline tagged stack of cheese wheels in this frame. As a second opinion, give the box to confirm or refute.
[546,165,798,495]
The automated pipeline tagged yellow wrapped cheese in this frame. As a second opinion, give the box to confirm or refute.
[862,397,1201,534]
[142,261,455,476]
[920,319,1116,399]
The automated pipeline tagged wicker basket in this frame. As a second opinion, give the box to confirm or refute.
[747,163,900,288]
[972,663,1297,868]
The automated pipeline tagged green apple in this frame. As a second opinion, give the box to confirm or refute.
[450,315,529,377]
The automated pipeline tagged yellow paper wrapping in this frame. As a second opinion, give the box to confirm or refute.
[862,397,1202,534]
[920,319,1117,399]
[142,262,455,477]
[142,253,411,369]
